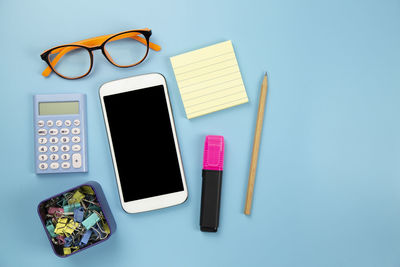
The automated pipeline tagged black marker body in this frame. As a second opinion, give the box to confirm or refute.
[200,169,223,232]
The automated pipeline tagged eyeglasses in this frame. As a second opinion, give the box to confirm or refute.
[40,28,161,80]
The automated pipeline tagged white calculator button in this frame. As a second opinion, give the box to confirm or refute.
[50,154,59,161]
[49,137,59,144]
[56,120,63,127]
[60,128,70,135]
[38,129,47,135]
[61,136,70,143]
[50,162,60,169]
[61,145,70,152]
[38,137,47,144]
[65,120,72,127]
[47,120,54,127]
[73,119,80,126]
[38,146,48,153]
[72,136,80,143]
[38,154,48,161]
[38,120,45,127]
[72,145,81,152]
[72,153,82,168]
[39,163,48,170]
[61,162,71,169]
[61,153,70,160]
[49,145,59,152]
[71,128,80,135]
[49,128,59,135]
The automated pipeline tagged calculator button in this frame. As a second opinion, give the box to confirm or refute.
[49,137,59,144]
[56,120,63,127]
[38,120,45,127]
[39,163,48,170]
[38,137,47,144]
[49,145,59,152]
[71,128,80,135]
[72,145,81,152]
[61,162,71,169]
[47,120,54,127]
[72,136,80,143]
[50,162,60,169]
[38,154,48,161]
[49,128,59,135]
[38,146,48,153]
[38,129,47,135]
[60,128,70,135]
[73,119,80,126]
[65,120,72,127]
[61,145,70,152]
[61,136,70,143]
[61,154,70,160]
[72,153,82,168]
[50,154,59,161]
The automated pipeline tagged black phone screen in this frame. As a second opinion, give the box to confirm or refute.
[103,85,184,202]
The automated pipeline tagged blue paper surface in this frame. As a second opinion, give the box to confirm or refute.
[0,0,400,266]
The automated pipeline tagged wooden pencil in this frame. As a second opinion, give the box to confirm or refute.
[244,73,268,215]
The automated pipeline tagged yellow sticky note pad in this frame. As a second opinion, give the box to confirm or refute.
[170,41,248,119]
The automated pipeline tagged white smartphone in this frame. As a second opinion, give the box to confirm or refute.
[99,73,188,213]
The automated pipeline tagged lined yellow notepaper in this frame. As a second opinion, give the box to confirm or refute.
[170,41,248,119]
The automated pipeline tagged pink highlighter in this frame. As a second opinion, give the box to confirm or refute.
[200,135,224,232]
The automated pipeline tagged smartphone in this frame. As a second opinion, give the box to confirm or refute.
[99,73,188,213]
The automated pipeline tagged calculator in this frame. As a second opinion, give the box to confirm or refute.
[34,94,88,174]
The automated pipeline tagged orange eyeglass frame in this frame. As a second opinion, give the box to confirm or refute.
[40,28,161,80]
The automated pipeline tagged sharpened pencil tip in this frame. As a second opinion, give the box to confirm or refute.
[264,72,268,77]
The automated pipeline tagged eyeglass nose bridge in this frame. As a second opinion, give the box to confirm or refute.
[87,45,109,65]
[87,45,110,60]
[87,45,103,52]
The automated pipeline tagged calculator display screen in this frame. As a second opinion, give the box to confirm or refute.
[103,85,184,202]
[39,102,79,115]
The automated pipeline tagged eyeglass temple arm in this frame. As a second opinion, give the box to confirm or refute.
[42,33,161,77]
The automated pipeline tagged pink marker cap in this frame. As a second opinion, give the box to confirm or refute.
[203,135,224,171]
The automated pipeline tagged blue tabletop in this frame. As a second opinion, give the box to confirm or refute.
[1,0,400,266]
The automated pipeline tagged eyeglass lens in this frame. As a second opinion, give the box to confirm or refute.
[49,46,91,79]
[104,32,148,67]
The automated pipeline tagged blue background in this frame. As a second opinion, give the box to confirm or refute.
[0,0,399,266]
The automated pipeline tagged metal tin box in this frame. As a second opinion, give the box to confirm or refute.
[37,181,116,257]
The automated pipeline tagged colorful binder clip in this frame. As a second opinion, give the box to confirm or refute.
[73,207,85,222]
[63,203,81,213]
[79,229,93,246]
[63,247,71,255]
[46,220,57,238]
[69,191,85,204]
[64,236,72,247]
[82,213,100,230]
[64,221,80,236]
[54,218,68,235]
